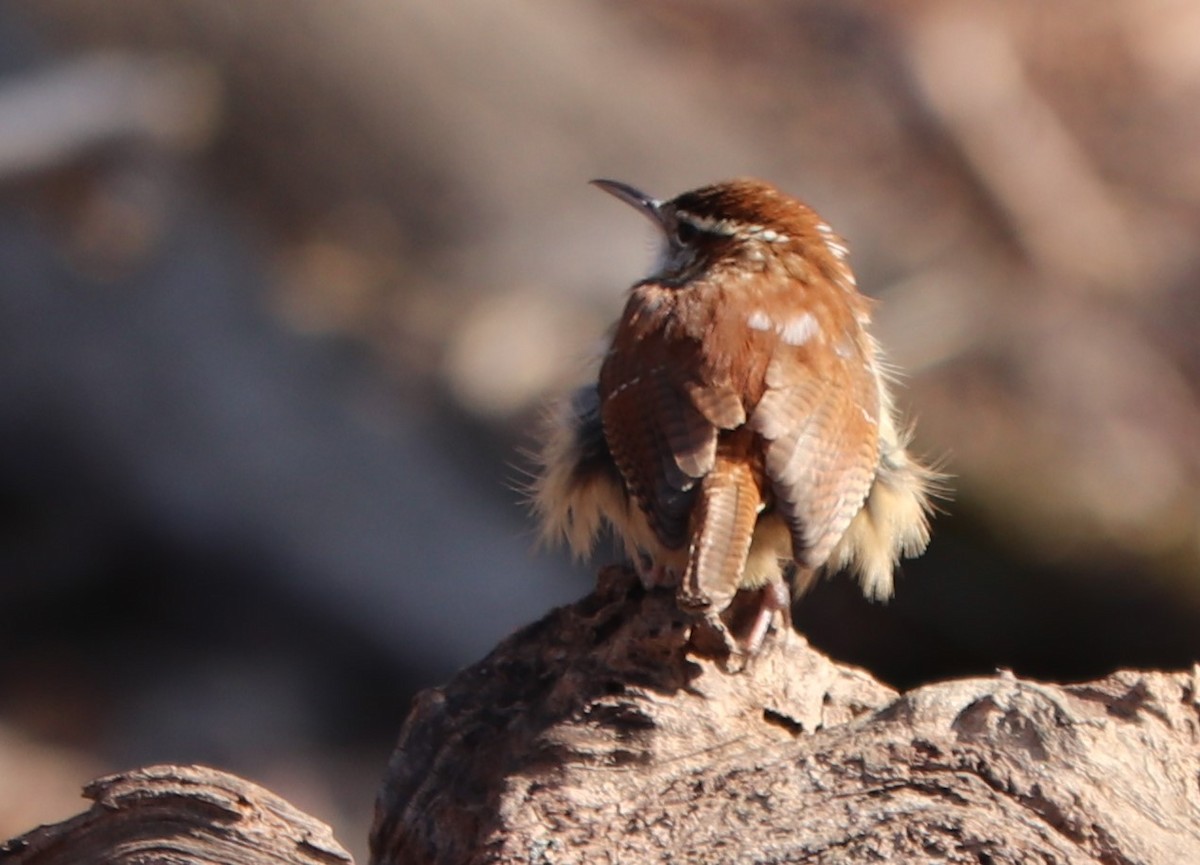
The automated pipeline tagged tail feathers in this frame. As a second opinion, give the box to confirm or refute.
[679,460,761,613]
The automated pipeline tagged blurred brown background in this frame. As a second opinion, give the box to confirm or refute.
[1,0,1199,859]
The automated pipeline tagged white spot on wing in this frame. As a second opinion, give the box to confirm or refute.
[816,220,850,260]
[611,375,642,395]
[826,240,849,260]
[779,312,820,346]
[608,364,665,397]
[747,309,773,331]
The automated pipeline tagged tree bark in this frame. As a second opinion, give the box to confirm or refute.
[5,568,1200,864]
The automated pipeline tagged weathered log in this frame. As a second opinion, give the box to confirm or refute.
[370,566,1200,864]
[0,764,351,865]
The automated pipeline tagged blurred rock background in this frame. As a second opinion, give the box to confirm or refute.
[1,0,1199,858]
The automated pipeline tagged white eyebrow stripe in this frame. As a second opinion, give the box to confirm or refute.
[675,210,737,236]
[674,210,790,243]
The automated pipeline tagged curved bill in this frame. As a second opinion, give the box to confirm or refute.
[589,179,665,229]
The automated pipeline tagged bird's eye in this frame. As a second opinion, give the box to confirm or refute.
[672,220,700,246]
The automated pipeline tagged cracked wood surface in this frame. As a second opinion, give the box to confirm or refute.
[370,567,1200,864]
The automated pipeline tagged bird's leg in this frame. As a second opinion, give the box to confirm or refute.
[741,578,792,657]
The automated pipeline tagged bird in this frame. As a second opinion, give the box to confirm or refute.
[532,178,939,659]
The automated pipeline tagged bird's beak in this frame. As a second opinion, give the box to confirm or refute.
[590,179,665,229]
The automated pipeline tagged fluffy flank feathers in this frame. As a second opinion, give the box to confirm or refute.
[825,413,946,601]
[527,385,627,558]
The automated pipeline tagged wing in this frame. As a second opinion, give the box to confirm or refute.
[750,334,881,570]
[598,293,747,551]
[600,342,710,549]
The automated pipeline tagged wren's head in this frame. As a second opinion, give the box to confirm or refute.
[590,177,850,288]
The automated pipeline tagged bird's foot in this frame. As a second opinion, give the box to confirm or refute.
[741,579,792,657]
[686,580,791,672]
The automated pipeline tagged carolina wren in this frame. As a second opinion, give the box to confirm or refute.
[534,178,938,657]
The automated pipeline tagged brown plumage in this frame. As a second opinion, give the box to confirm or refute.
[533,178,939,658]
